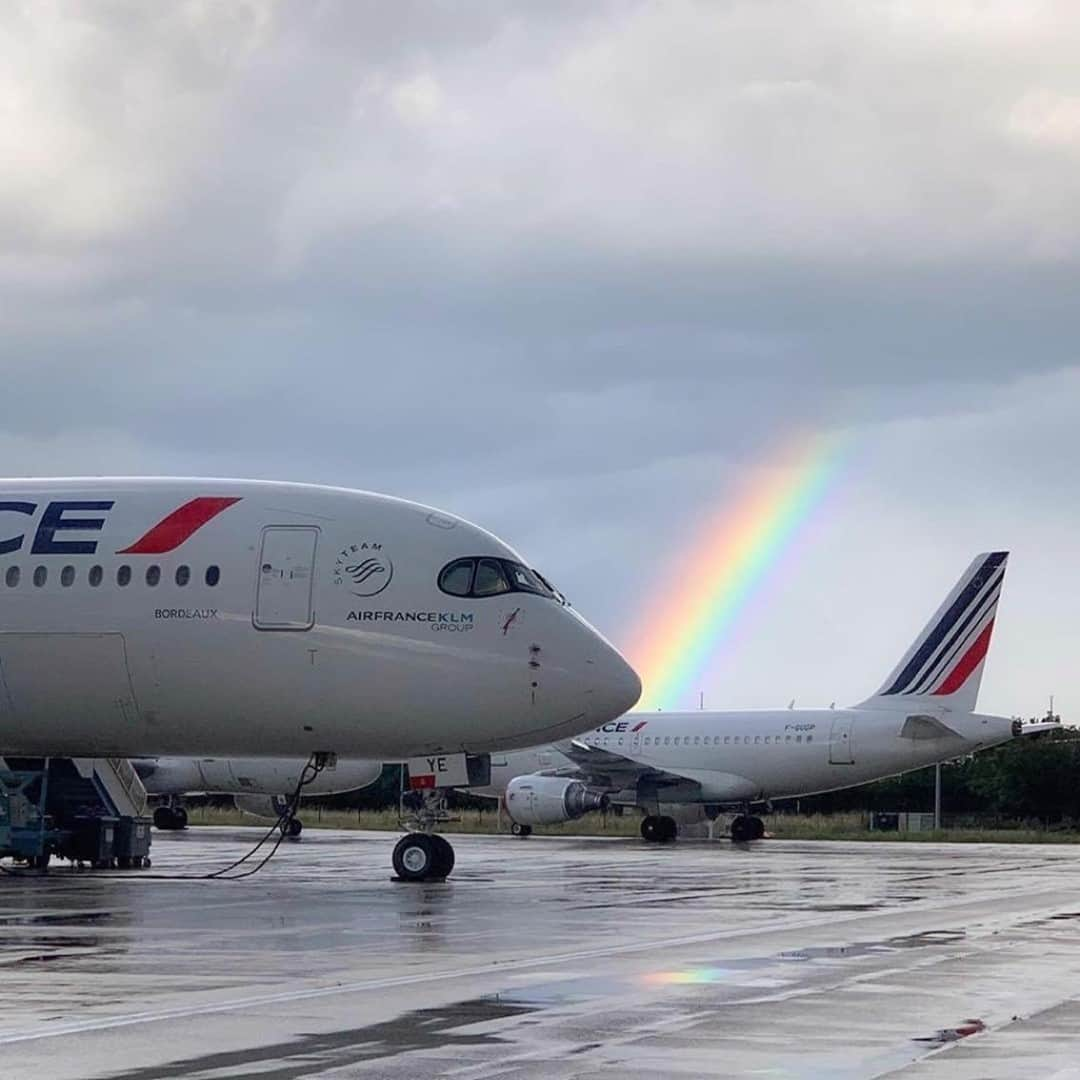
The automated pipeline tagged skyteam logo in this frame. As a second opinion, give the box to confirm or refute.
[333,542,393,597]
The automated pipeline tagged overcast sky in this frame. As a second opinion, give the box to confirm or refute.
[3,1,1078,719]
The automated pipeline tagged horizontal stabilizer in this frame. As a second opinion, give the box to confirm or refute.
[899,714,963,741]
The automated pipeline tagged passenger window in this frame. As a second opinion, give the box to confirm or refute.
[117,565,131,587]
[473,558,510,596]
[695,736,701,745]
[146,565,161,587]
[807,735,813,743]
[724,736,730,745]
[176,565,190,587]
[754,736,761,744]
[786,735,792,743]
[764,735,770,744]
[796,735,802,743]
[88,565,103,587]
[205,565,220,587]
[60,566,75,587]
[438,558,475,597]
[5,566,18,588]
[664,736,671,746]
[33,566,47,587]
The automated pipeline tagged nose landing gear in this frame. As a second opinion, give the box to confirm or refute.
[394,789,456,882]
[391,833,455,881]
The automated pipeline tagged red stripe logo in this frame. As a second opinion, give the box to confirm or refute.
[117,497,241,555]
[933,619,994,696]
[631,720,648,732]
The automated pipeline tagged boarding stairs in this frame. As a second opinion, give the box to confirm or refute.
[72,757,148,819]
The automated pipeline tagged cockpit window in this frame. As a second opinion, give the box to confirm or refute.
[505,563,549,596]
[438,558,475,597]
[473,558,511,596]
[437,557,563,601]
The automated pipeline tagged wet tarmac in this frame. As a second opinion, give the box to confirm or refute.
[3,829,1080,1077]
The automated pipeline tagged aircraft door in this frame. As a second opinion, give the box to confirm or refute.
[828,715,855,764]
[254,527,319,630]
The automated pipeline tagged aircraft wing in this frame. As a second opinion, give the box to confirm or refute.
[548,738,690,791]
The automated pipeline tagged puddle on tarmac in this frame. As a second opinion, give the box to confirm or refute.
[487,927,968,1002]
[94,997,538,1080]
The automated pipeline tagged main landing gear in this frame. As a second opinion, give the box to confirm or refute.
[394,789,456,882]
[280,817,303,839]
[153,804,188,831]
[730,814,765,843]
[510,822,532,838]
[640,814,678,843]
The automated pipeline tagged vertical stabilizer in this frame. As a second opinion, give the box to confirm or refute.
[858,552,1007,713]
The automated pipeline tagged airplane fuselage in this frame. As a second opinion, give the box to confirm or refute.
[479,706,1015,807]
[0,479,640,760]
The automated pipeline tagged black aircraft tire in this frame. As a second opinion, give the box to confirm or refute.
[749,816,765,841]
[153,807,178,831]
[174,806,189,829]
[641,815,662,842]
[510,823,532,838]
[286,817,303,838]
[658,815,678,843]
[431,835,455,879]
[393,834,438,881]
[730,815,752,844]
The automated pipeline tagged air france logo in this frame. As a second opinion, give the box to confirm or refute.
[334,542,393,597]
[0,496,240,557]
[597,720,648,734]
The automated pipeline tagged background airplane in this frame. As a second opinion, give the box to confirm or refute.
[469,552,1018,842]
[135,756,384,836]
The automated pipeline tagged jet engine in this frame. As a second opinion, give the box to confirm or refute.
[233,794,289,820]
[504,776,609,826]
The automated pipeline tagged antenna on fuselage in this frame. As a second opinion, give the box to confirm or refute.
[699,691,704,711]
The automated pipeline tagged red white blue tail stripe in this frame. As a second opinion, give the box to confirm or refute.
[878,551,1006,699]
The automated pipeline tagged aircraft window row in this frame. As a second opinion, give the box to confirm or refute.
[637,734,813,746]
[2,564,222,589]
[438,557,559,600]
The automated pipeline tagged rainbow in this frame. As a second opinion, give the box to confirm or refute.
[625,432,846,711]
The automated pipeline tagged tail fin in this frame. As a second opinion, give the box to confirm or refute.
[858,551,1007,713]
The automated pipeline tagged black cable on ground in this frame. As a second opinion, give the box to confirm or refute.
[203,753,327,881]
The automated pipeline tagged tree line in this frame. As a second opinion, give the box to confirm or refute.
[793,721,1079,824]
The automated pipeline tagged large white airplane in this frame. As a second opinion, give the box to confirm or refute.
[0,478,640,878]
[134,756,385,836]
[469,552,1018,842]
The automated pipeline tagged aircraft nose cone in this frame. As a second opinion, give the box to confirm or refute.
[587,641,642,723]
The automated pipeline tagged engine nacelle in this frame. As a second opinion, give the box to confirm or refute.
[233,794,289,820]
[504,776,609,826]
